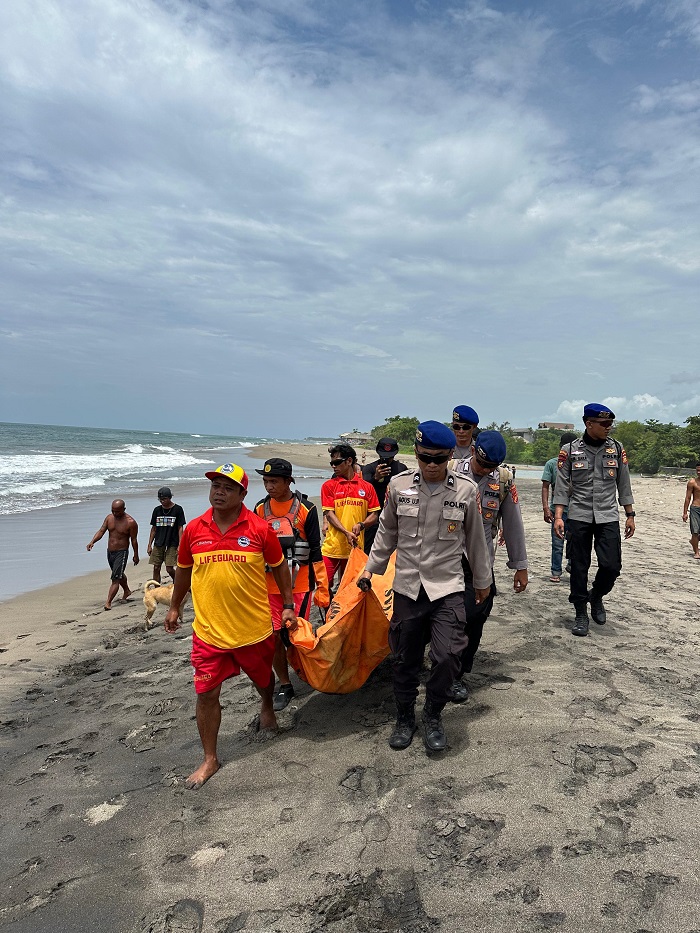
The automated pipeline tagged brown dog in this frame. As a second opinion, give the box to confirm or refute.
[143,580,188,630]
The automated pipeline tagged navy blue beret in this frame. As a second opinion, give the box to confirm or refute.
[452,405,479,425]
[583,403,615,419]
[474,430,507,465]
[415,421,457,450]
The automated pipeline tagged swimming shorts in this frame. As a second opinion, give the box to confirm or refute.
[107,549,129,581]
[190,631,275,694]
[690,506,700,535]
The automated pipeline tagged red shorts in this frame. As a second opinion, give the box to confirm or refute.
[323,556,348,586]
[268,591,311,632]
[190,631,275,694]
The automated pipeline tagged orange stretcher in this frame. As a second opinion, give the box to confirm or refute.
[286,547,395,694]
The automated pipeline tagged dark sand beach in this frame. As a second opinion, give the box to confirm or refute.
[1,466,700,932]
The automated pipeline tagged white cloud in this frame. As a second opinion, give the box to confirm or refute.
[0,0,699,434]
[553,393,700,424]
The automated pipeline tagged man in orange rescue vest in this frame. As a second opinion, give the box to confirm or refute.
[165,464,297,788]
[254,458,330,711]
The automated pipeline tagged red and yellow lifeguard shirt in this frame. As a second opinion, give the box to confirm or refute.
[177,505,284,649]
[253,497,313,596]
[321,475,381,558]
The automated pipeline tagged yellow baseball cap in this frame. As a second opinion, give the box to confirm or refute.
[204,463,249,490]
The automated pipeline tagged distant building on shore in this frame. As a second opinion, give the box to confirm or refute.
[511,422,575,444]
[338,431,373,447]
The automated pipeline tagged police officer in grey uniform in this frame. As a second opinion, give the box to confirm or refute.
[452,430,528,700]
[358,421,492,753]
[553,403,635,637]
[450,404,479,460]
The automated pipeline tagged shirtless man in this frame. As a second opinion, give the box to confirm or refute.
[87,500,140,609]
[682,463,700,558]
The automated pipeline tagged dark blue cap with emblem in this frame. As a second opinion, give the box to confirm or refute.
[474,430,507,465]
[452,404,479,425]
[415,421,457,450]
[583,402,615,420]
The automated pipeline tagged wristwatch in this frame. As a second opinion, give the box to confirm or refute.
[625,511,636,518]
[358,522,365,530]
[282,603,295,609]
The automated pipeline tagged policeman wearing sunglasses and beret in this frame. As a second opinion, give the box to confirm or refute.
[553,403,635,636]
[358,421,491,754]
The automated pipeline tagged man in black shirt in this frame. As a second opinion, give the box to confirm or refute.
[147,486,186,582]
[361,438,408,554]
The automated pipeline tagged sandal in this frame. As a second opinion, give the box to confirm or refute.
[549,575,561,583]
[273,683,295,711]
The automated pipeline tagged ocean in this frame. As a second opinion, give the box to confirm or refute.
[0,422,328,601]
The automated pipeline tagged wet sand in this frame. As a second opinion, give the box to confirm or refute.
[1,475,699,932]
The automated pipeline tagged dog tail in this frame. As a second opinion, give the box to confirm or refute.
[144,580,160,591]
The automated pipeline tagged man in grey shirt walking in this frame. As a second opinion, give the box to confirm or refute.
[553,403,635,637]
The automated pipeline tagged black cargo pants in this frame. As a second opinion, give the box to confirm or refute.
[566,519,622,606]
[459,556,497,676]
[389,587,467,708]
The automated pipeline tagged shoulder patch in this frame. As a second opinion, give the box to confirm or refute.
[511,484,519,504]
[558,449,568,468]
[621,448,628,464]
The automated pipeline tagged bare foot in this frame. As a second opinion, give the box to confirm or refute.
[120,589,132,601]
[258,708,278,731]
[185,758,220,789]
[694,554,700,560]
[104,605,112,611]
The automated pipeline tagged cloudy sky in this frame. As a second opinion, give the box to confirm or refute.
[1,0,699,437]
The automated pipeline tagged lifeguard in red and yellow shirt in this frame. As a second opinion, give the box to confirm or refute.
[164,464,297,789]
[321,444,381,585]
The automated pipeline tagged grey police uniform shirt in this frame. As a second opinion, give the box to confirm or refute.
[455,457,528,571]
[553,437,634,523]
[365,469,492,601]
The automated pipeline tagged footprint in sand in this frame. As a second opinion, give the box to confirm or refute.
[132,898,204,933]
[84,798,126,825]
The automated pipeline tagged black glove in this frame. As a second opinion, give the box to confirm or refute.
[280,626,291,648]
[356,577,372,593]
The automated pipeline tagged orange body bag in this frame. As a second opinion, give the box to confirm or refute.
[286,547,395,694]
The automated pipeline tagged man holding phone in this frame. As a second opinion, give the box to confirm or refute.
[361,437,408,554]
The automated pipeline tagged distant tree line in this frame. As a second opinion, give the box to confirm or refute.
[370,414,700,474]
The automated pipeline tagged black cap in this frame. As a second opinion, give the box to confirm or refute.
[158,486,172,498]
[376,437,399,460]
[255,458,295,481]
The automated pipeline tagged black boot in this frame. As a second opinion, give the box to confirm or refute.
[572,603,590,637]
[449,679,468,703]
[589,590,607,625]
[389,702,416,750]
[422,699,446,752]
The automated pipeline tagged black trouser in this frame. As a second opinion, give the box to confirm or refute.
[566,519,622,606]
[363,521,378,555]
[460,556,497,676]
[389,588,467,708]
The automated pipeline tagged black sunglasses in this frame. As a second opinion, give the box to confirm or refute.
[416,452,451,465]
[330,458,348,467]
[451,422,475,431]
[474,453,499,470]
